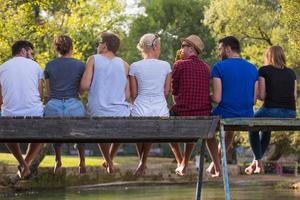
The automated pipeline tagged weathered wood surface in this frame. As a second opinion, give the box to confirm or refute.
[0,116,219,143]
[221,118,300,131]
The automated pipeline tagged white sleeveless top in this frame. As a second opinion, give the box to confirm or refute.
[129,59,171,117]
[87,54,130,117]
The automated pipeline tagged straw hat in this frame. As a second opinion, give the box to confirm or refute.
[181,35,204,54]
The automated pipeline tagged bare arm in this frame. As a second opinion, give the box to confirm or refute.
[0,84,2,106]
[80,56,95,92]
[129,75,138,102]
[258,77,266,100]
[124,61,131,103]
[211,77,222,104]
[38,79,43,101]
[253,80,259,104]
[164,73,172,99]
[294,80,297,101]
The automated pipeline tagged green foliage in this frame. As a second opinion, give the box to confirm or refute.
[0,0,127,67]
[120,0,216,65]
[204,0,300,157]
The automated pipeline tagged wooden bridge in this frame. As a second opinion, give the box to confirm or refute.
[0,116,299,200]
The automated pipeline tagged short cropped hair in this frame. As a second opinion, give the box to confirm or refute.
[100,32,120,54]
[12,40,34,56]
[54,35,73,56]
[219,36,241,54]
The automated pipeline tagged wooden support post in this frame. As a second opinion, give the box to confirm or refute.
[220,124,231,200]
[195,139,206,200]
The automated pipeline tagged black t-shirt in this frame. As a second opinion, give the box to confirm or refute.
[259,65,296,110]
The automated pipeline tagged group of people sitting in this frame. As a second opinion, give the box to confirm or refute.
[0,32,296,180]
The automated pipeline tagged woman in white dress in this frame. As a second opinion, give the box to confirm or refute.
[129,33,172,176]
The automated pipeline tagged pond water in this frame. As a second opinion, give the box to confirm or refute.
[1,183,300,200]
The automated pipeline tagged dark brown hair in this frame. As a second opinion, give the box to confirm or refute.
[54,35,73,56]
[219,36,241,54]
[100,32,120,54]
[12,40,34,56]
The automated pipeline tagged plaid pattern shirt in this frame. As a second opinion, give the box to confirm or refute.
[171,55,211,116]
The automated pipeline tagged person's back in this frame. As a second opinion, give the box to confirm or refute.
[0,40,44,179]
[88,54,130,116]
[45,57,84,100]
[130,59,171,117]
[260,65,296,110]
[171,55,211,116]
[0,57,43,116]
[212,57,258,118]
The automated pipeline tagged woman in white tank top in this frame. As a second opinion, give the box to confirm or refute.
[129,33,172,176]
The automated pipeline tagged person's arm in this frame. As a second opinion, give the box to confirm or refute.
[294,80,297,101]
[123,61,131,103]
[80,56,95,92]
[211,77,222,104]
[129,75,138,102]
[164,73,172,99]
[171,63,180,104]
[253,80,259,104]
[258,76,266,100]
[0,84,2,106]
[38,79,43,101]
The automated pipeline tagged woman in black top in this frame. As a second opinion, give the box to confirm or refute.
[245,45,297,175]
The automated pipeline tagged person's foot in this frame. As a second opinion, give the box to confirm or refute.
[175,163,187,176]
[102,161,108,169]
[254,160,264,174]
[211,170,222,178]
[206,162,215,175]
[78,165,86,174]
[53,161,62,174]
[17,165,30,179]
[245,161,256,175]
[134,163,147,176]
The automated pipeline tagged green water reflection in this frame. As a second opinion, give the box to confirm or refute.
[1,184,300,200]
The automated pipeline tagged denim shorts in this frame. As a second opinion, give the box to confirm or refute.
[254,107,296,118]
[44,98,86,148]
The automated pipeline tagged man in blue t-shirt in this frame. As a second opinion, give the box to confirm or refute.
[206,36,258,177]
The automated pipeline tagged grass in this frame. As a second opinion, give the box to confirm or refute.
[0,153,173,167]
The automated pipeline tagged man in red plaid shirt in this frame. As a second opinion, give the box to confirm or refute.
[170,35,211,176]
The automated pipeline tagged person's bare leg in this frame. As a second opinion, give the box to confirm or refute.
[136,143,143,160]
[175,143,195,176]
[135,143,152,176]
[169,143,183,168]
[54,146,62,174]
[110,143,121,161]
[5,143,30,178]
[24,143,44,166]
[206,138,221,177]
[98,143,115,173]
[77,146,86,174]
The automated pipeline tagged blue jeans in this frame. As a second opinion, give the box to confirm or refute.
[248,107,296,160]
[44,98,86,149]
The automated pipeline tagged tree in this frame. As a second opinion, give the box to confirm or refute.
[204,0,300,160]
[0,0,127,67]
[120,0,216,65]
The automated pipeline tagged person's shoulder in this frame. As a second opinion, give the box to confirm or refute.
[157,59,170,66]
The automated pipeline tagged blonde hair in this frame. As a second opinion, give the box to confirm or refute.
[137,33,160,53]
[264,45,286,68]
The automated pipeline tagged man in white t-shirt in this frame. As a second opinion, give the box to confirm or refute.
[0,40,44,178]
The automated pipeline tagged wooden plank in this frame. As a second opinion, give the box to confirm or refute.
[0,116,220,143]
[221,118,300,131]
